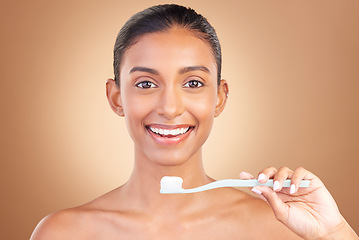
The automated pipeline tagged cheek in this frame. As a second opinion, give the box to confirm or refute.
[122,84,156,118]
[122,92,154,140]
[185,91,217,124]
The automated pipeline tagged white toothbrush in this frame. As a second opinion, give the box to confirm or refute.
[160,176,310,194]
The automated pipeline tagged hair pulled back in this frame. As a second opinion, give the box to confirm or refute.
[113,4,222,86]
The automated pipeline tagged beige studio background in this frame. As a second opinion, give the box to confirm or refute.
[1,0,358,239]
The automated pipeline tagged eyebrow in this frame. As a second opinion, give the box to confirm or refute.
[129,67,159,75]
[178,66,210,74]
[129,65,210,75]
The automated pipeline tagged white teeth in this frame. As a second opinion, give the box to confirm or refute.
[149,127,190,136]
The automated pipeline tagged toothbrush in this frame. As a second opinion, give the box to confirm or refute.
[160,176,310,194]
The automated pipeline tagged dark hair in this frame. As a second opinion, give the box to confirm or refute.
[113,4,222,86]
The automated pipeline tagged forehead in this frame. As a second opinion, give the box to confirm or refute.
[120,29,217,77]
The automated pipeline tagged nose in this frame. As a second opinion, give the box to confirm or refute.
[156,86,184,119]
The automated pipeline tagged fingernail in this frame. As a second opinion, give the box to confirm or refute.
[273,181,280,191]
[258,173,266,182]
[251,188,262,195]
[290,184,296,194]
[239,172,248,178]
[239,172,253,179]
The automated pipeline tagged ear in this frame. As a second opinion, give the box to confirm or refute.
[214,79,229,117]
[106,79,125,117]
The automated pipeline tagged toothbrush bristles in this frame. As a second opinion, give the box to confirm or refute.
[160,176,184,194]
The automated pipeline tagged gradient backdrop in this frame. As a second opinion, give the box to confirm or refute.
[1,0,358,239]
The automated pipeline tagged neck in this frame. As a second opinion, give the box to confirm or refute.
[120,148,213,215]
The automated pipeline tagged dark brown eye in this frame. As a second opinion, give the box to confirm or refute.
[184,80,203,88]
[136,81,157,89]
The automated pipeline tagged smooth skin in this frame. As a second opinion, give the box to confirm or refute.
[30,29,358,240]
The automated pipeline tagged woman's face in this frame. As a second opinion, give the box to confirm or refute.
[114,29,227,166]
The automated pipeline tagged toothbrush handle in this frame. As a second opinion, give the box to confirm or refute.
[184,179,310,193]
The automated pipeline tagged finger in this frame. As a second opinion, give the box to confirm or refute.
[239,172,254,179]
[290,167,315,194]
[257,167,277,183]
[251,188,269,203]
[240,172,256,192]
[252,186,289,224]
[273,167,294,192]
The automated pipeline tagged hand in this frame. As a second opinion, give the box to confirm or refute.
[239,167,358,240]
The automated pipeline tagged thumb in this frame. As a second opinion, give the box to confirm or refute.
[239,172,254,179]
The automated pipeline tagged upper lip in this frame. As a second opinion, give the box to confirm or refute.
[145,124,194,130]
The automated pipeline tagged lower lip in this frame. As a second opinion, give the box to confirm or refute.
[146,127,193,146]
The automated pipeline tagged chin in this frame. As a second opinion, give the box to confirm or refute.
[145,149,199,168]
[151,155,189,167]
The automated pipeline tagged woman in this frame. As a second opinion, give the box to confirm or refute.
[31,4,358,239]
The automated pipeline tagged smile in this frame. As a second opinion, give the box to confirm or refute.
[148,126,191,138]
[145,124,194,145]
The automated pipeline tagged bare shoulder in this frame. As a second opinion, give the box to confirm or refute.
[30,187,128,240]
[30,207,89,240]
[215,188,302,239]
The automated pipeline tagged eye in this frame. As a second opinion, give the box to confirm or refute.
[183,80,204,88]
[136,81,158,89]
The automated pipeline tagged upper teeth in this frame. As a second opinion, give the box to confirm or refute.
[149,127,190,136]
